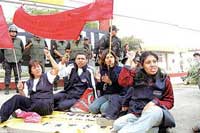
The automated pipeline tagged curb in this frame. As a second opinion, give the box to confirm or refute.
[0,78,64,90]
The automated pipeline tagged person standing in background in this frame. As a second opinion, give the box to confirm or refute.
[68,35,84,63]
[122,43,129,59]
[3,25,24,95]
[95,25,122,62]
[50,40,71,63]
[50,40,71,91]
[83,37,93,61]
[25,35,48,69]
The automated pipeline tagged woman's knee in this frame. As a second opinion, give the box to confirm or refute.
[89,103,99,114]
[12,95,23,100]
[144,106,163,124]
[100,102,109,114]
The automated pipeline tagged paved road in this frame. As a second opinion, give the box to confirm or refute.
[0,85,199,133]
[170,85,200,133]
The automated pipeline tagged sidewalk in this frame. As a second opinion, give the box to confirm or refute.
[0,85,199,133]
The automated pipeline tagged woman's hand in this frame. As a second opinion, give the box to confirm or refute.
[102,74,112,85]
[142,101,156,112]
[122,106,129,111]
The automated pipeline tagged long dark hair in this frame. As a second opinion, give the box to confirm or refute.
[140,51,158,66]
[28,59,44,79]
[99,49,118,67]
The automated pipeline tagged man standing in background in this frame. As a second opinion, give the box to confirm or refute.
[25,35,48,69]
[3,25,24,94]
[95,25,122,65]
[83,37,93,61]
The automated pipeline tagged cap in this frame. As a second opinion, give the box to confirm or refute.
[8,25,18,32]
[109,25,119,32]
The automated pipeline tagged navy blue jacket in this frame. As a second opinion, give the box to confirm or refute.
[62,64,94,99]
[97,65,124,95]
[123,68,168,116]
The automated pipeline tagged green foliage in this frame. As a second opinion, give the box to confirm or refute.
[184,62,200,84]
[84,22,98,29]
[121,35,143,50]
[25,7,59,15]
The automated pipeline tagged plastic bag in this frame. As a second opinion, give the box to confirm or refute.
[15,109,41,123]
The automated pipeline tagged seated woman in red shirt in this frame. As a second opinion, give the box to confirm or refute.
[112,51,174,133]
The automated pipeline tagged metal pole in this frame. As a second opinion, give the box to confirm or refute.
[12,49,21,81]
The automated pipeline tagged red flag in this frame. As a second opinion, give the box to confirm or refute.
[13,6,85,40]
[13,0,113,40]
[84,0,113,21]
[0,5,13,49]
[99,20,110,31]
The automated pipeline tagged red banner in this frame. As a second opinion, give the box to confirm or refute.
[13,0,113,40]
[0,5,13,49]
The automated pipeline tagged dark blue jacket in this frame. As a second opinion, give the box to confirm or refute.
[123,68,167,116]
[97,65,124,95]
[26,73,54,104]
[62,64,93,99]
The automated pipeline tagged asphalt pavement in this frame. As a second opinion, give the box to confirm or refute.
[0,84,199,133]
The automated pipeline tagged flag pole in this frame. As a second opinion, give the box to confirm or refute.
[109,19,112,54]
[13,49,21,82]
[108,19,112,78]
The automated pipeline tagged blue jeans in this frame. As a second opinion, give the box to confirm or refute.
[112,106,163,133]
[89,95,111,114]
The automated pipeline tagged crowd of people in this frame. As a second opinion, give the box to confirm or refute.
[5,24,200,132]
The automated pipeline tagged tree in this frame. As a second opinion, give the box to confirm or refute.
[84,21,98,29]
[121,35,143,50]
[25,7,59,15]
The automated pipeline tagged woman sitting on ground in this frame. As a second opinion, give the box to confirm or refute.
[112,51,174,133]
[0,49,58,123]
[89,50,125,119]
